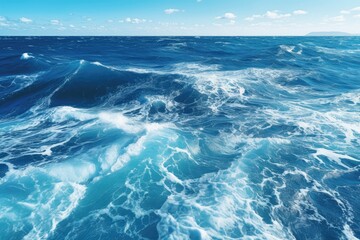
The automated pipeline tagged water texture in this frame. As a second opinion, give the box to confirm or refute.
[0,36,359,239]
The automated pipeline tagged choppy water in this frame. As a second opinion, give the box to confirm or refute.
[0,36,359,240]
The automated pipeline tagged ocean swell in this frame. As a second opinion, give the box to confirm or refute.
[0,36,359,239]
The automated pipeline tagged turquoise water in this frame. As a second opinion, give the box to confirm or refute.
[0,37,359,239]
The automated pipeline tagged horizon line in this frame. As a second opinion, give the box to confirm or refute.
[0,34,359,37]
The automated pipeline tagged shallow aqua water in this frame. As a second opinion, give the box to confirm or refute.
[0,37,359,239]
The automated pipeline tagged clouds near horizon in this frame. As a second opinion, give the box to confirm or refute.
[0,1,359,35]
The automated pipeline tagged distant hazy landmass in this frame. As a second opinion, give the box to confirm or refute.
[306,31,353,36]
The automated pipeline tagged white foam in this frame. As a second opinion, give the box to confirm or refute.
[39,140,68,156]
[145,95,177,111]
[99,112,143,134]
[332,91,360,105]
[279,45,302,55]
[157,148,292,240]
[343,224,357,240]
[23,182,86,240]
[20,52,34,60]
[46,160,96,183]
[91,61,119,71]
[171,65,299,112]
[52,107,175,136]
[100,145,119,171]
[323,111,360,144]
[123,66,165,74]
[297,121,316,133]
[313,148,359,169]
[2,166,87,239]
[111,136,146,172]
[145,122,173,132]
[52,106,94,122]
[173,63,220,72]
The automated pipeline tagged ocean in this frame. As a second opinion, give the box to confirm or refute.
[0,36,359,239]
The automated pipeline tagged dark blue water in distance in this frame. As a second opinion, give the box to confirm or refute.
[0,36,359,240]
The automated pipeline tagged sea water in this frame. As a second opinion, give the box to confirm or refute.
[0,36,359,239]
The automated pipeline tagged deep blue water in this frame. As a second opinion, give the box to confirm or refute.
[0,36,359,240]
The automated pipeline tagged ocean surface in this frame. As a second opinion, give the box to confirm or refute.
[0,36,359,240]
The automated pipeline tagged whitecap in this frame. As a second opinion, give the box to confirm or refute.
[46,160,96,183]
[20,52,34,60]
[278,45,302,55]
[313,148,359,169]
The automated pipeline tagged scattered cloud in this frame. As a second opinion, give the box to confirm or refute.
[339,6,360,20]
[120,17,148,24]
[20,17,32,23]
[350,6,360,11]
[340,10,351,15]
[340,6,360,14]
[0,16,10,26]
[51,19,61,25]
[246,11,289,21]
[293,10,308,15]
[215,12,237,25]
[327,15,345,22]
[164,9,180,15]
[265,11,291,19]
[245,10,307,21]
[245,15,261,21]
[216,12,237,20]
[158,21,184,27]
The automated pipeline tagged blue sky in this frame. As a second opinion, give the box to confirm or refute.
[1,0,360,35]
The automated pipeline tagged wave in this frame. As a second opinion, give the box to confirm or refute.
[20,52,34,60]
[0,36,359,239]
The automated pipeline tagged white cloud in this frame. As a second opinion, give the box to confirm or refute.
[340,6,360,14]
[245,15,262,21]
[339,6,360,19]
[245,10,291,21]
[69,24,75,28]
[225,12,237,20]
[293,10,308,15]
[265,11,291,19]
[350,7,360,11]
[340,10,351,15]
[164,9,180,15]
[216,12,237,25]
[20,17,32,23]
[0,16,9,26]
[122,17,147,24]
[51,19,61,25]
[216,12,237,20]
[327,15,345,22]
